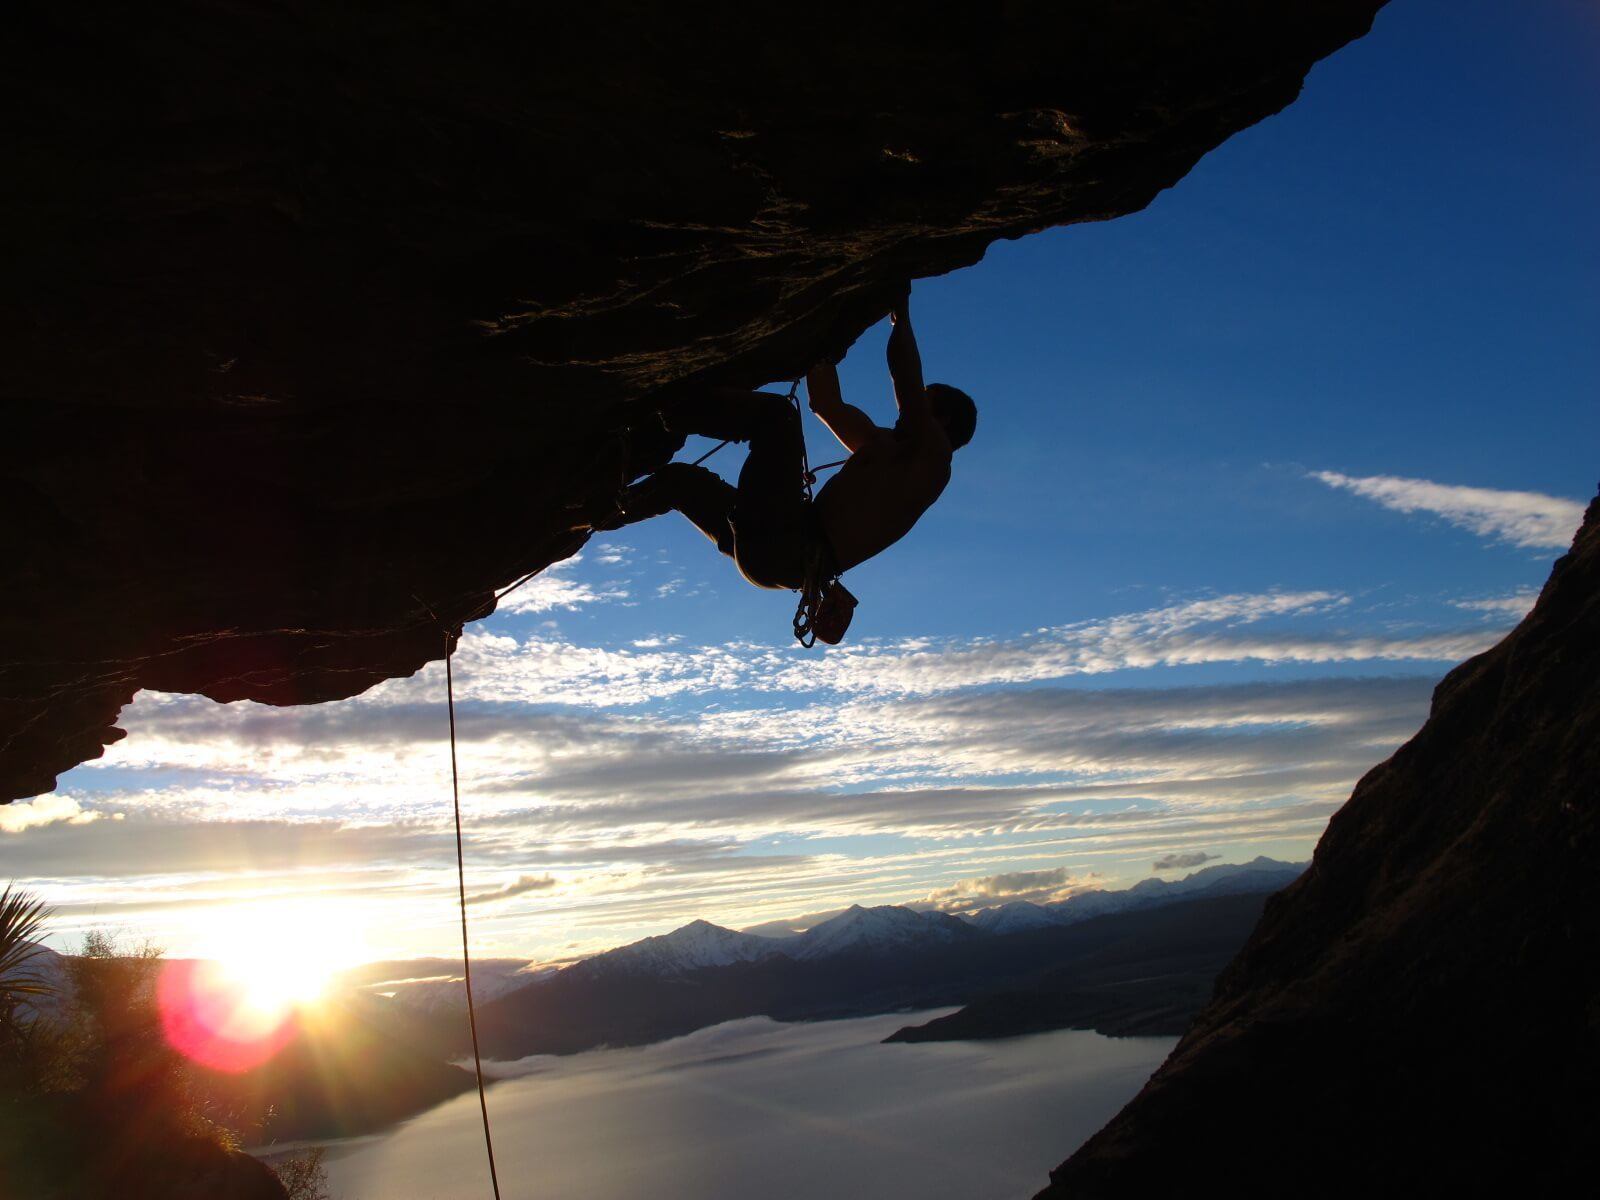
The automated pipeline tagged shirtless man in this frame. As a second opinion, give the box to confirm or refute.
[601,292,976,642]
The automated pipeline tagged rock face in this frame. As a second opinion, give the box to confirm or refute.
[1041,492,1600,1197]
[0,1,1386,799]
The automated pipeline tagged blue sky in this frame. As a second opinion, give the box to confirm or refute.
[7,0,1597,965]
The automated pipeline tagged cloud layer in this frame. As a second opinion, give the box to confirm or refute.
[10,576,1521,962]
[1311,471,1584,549]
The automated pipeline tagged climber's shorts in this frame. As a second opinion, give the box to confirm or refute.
[732,502,834,592]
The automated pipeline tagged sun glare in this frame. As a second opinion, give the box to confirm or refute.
[159,902,364,1072]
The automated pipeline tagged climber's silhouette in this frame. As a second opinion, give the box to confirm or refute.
[602,291,977,643]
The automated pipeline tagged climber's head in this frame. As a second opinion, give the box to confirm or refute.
[926,383,977,449]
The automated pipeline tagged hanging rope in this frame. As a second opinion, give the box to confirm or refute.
[443,633,503,1200]
[425,379,834,1197]
[689,436,732,468]
[423,375,844,1193]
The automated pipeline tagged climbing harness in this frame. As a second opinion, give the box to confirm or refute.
[677,378,850,647]
[684,379,848,488]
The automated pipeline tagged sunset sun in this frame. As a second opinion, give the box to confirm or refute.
[158,903,363,1071]
[210,932,338,1017]
[219,901,356,1000]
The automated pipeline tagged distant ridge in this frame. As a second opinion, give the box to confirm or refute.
[373,858,1305,1012]
[423,861,1309,1060]
[962,857,1304,933]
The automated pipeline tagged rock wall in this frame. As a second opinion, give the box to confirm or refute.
[2,0,1385,800]
[1040,490,1600,1196]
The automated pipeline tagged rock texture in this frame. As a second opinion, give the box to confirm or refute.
[0,1,1386,800]
[1041,491,1600,1197]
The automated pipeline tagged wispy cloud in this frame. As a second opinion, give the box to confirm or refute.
[1311,471,1584,549]
[367,591,1500,710]
[468,874,561,906]
[922,866,1086,909]
[1153,850,1218,871]
[1452,591,1539,618]
[497,554,630,614]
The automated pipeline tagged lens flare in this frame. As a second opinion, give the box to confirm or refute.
[158,958,300,1072]
[158,901,359,1072]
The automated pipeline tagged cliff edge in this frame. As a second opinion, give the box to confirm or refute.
[1042,490,1600,1196]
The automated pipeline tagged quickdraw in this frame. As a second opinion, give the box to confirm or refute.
[793,543,832,648]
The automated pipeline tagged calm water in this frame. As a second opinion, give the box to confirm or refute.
[313,1011,1172,1200]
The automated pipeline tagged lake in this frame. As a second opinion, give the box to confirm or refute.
[312,1011,1173,1200]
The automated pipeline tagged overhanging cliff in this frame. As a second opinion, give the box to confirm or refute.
[1,1,1386,800]
[1041,491,1600,1195]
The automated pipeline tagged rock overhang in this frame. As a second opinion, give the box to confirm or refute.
[0,1,1389,800]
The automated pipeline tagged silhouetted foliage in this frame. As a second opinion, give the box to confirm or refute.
[0,884,65,1105]
[0,884,54,1028]
[0,924,282,1198]
[272,1147,331,1200]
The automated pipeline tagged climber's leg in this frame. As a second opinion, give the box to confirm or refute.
[660,388,793,444]
[610,389,811,589]
[730,395,810,590]
[604,462,737,558]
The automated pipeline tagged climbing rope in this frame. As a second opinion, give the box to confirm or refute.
[423,378,840,1199]
[689,435,732,469]
[443,633,503,1200]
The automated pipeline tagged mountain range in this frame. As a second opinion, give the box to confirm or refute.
[421,858,1307,1060]
[374,857,1304,1012]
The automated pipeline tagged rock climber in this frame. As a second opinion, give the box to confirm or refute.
[599,289,976,644]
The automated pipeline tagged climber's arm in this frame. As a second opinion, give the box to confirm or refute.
[807,361,877,453]
[887,295,934,434]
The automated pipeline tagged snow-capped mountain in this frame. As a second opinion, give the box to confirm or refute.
[1119,856,1303,906]
[453,858,1309,997]
[560,906,981,980]
[963,900,1063,935]
[576,919,787,978]
[1041,888,1129,925]
[786,905,979,961]
[954,858,1306,934]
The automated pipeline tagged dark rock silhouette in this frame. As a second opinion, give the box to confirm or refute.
[1040,490,1600,1197]
[108,1139,287,1200]
[884,892,1278,1042]
[1,1,1386,800]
